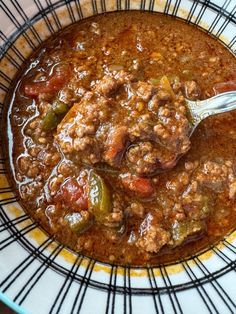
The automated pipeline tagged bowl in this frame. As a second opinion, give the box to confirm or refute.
[0,1,236,313]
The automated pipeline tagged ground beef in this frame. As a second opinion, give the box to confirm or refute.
[103,211,124,228]
[56,70,191,174]
[56,92,111,164]
[136,213,170,253]
[94,70,132,96]
[154,102,191,157]
[103,193,125,228]
[95,75,120,96]
[125,202,145,218]
[128,115,154,142]
[135,81,155,101]
[165,159,236,224]
[183,80,202,100]
[126,141,172,175]
[196,160,235,193]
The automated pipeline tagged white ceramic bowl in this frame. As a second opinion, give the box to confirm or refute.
[0,1,236,313]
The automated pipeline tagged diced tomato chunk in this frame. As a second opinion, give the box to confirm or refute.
[105,126,128,166]
[25,83,47,96]
[121,174,154,197]
[213,80,236,95]
[58,177,88,211]
[24,67,70,97]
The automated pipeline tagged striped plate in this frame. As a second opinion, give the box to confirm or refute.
[0,1,236,313]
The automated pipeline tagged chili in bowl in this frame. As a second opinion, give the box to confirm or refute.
[7,11,236,266]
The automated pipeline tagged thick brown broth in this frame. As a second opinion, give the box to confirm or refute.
[7,11,236,265]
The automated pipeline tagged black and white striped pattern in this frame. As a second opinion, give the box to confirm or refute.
[0,1,236,313]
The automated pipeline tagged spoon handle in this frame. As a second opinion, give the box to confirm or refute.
[187,91,236,126]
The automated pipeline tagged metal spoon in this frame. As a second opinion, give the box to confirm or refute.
[187,91,236,134]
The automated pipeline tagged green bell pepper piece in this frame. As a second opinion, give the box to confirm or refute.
[53,100,68,115]
[172,220,205,246]
[64,212,92,234]
[88,170,111,223]
[42,110,59,131]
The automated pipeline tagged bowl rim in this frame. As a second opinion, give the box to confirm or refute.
[0,1,236,313]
